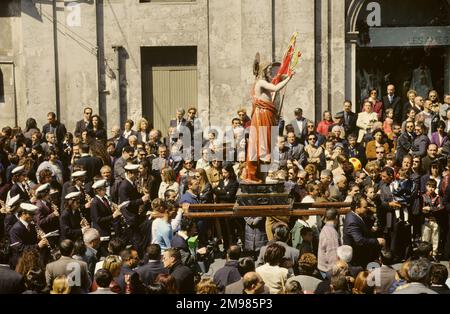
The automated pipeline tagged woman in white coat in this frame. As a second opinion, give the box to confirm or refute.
[356,101,379,143]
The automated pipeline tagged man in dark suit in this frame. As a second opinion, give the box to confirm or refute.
[343,195,384,268]
[382,84,402,123]
[9,203,48,267]
[213,245,242,291]
[335,100,357,137]
[285,131,306,165]
[60,191,89,241]
[118,164,151,257]
[225,257,269,294]
[115,248,146,294]
[90,179,122,240]
[135,244,168,286]
[74,107,92,138]
[289,107,311,143]
[163,247,194,294]
[0,240,25,294]
[34,183,60,236]
[75,144,103,184]
[42,112,67,151]
[9,166,30,203]
[395,121,415,165]
[108,126,128,158]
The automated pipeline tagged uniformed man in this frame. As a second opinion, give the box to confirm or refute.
[9,166,30,203]
[59,191,90,242]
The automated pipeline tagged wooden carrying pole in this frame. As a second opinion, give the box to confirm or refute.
[183,202,351,218]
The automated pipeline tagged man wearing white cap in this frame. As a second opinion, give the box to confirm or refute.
[35,183,60,235]
[9,166,30,203]
[3,194,21,237]
[60,191,90,241]
[62,169,91,222]
[9,203,48,267]
[118,163,151,257]
[90,179,122,240]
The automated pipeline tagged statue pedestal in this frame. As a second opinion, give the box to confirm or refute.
[234,182,293,213]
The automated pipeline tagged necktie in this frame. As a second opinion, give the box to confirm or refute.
[344,112,349,125]
[102,197,110,208]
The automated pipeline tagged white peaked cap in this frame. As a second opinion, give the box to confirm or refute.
[92,179,107,190]
[124,164,140,171]
[20,203,38,212]
[65,191,82,200]
[71,170,87,178]
[12,165,25,174]
[36,183,51,194]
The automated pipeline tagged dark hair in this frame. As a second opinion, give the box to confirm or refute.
[59,239,74,257]
[273,224,290,243]
[381,166,394,178]
[300,227,313,238]
[331,274,349,292]
[179,218,196,233]
[122,146,135,155]
[437,120,446,130]
[227,245,241,260]
[222,163,237,181]
[237,257,255,277]
[89,114,104,129]
[426,179,437,188]
[285,280,303,294]
[264,243,286,266]
[95,269,113,288]
[408,258,431,283]
[430,263,448,285]
[108,238,126,255]
[325,208,338,221]
[80,144,90,154]
[165,247,182,263]
[154,273,178,294]
[125,119,134,128]
[146,244,161,260]
[164,189,177,200]
[73,239,87,256]
[351,194,366,211]
[25,118,39,133]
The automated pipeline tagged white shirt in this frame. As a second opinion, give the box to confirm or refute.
[296,119,304,135]
[19,218,30,230]
[123,130,132,139]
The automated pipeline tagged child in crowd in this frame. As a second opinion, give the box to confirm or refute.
[390,168,414,224]
[383,108,394,135]
[421,179,442,259]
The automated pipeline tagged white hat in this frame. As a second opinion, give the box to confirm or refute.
[20,203,38,213]
[65,191,82,200]
[6,194,21,208]
[124,164,140,171]
[92,179,107,190]
[36,183,51,194]
[71,170,87,178]
[12,165,25,175]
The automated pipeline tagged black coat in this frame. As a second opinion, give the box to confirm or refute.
[9,183,30,203]
[35,200,59,234]
[395,132,414,164]
[4,213,18,238]
[42,121,67,148]
[9,220,39,267]
[74,119,89,138]
[214,179,239,203]
[75,155,103,183]
[0,265,25,294]
[337,110,357,136]
[168,262,194,294]
[343,211,380,268]
[90,196,118,237]
[118,179,144,228]
[213,260,241,290]
[382,95,402,123]
[115,265,146,294]
[59,209,83,241]
[135,260,168,286]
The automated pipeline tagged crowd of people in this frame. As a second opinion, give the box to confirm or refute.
[1,85,450,294]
